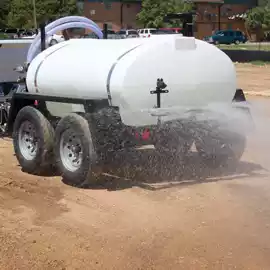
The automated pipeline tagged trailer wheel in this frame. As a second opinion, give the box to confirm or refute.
[195,131,246,168]
[54,113,97,186]
[13,106,55,174]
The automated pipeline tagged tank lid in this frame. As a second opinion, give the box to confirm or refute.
[175,37,196,50]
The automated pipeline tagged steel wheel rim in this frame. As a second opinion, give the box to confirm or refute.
[60,131,83,172]
[18,121,38,161]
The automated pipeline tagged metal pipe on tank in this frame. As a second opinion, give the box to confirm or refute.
[27,16,101,63]
[103,23,108,39]
[27,21,103,63]
[40,22,46,52]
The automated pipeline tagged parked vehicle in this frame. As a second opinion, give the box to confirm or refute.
[159,27,182,34]
[20,30,36,38]
[102,29,115,35]
[21,32,64,46]
[81,33,99,39]
[82,31,122,39]
[138,28,157,38]
[17,29,26,37]
[203,30,247,45]
[4,28,19,39]
[47,34,65,46]
[152,29,176,35]
[116,29,139,38]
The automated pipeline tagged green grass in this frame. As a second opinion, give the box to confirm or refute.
[0,33,8,39]
[249,60,270,65]
[234,60,270,65]
[218,44,270,51]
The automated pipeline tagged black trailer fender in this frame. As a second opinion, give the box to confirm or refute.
[7,95,36,135]
[6,92,111,135]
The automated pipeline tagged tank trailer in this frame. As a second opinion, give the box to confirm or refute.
[0,27,252,186]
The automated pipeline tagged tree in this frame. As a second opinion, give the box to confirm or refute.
[137,0,193,28]
[258,0,270,7]
[245,6,270,31]
[7,0,80,28]
[0,0,11,28]
[7,0,33,28]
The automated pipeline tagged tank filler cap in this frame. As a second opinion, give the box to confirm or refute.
[175,36,196,50]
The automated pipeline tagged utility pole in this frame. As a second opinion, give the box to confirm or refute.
[32,0,37,29]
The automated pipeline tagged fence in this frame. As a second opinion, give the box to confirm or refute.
[222,49,270,62]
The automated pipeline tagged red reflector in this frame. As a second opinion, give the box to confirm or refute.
[34,100,38,106]
[135,131,140,139]
[142,130,150,140]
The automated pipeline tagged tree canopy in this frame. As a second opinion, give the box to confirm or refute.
[258,0,270,7]
[137,0,194,28]
[246,0,270,31]
[0,0,80,29]
[0,0,11,28]
[246,7,270,31]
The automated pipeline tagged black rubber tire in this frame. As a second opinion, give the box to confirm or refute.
[195,131,246,169]
[13,106,55,174]
[54,113,97,186]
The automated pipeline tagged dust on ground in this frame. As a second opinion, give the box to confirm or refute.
[1,108,270,270]
[1,66,270,269]
[236,63,270,96]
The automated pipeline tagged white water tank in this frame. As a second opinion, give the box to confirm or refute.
[26,35,237,126]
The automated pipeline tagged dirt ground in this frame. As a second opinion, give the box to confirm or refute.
[1,65,270,270]
[236,63,270,96]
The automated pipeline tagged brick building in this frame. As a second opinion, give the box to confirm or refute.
[194,0,257,39]
[80,0,142,31]
[78,0,258,38]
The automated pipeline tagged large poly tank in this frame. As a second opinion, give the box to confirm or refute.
[26,35,237,126]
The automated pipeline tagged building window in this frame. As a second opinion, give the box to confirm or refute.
[105,22,113,30]
[76,1,84,13]
[89,9,96,16]
[104,2,112,10]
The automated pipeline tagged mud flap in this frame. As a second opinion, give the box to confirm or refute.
[233,88,246,102]
[232,88,254,132]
